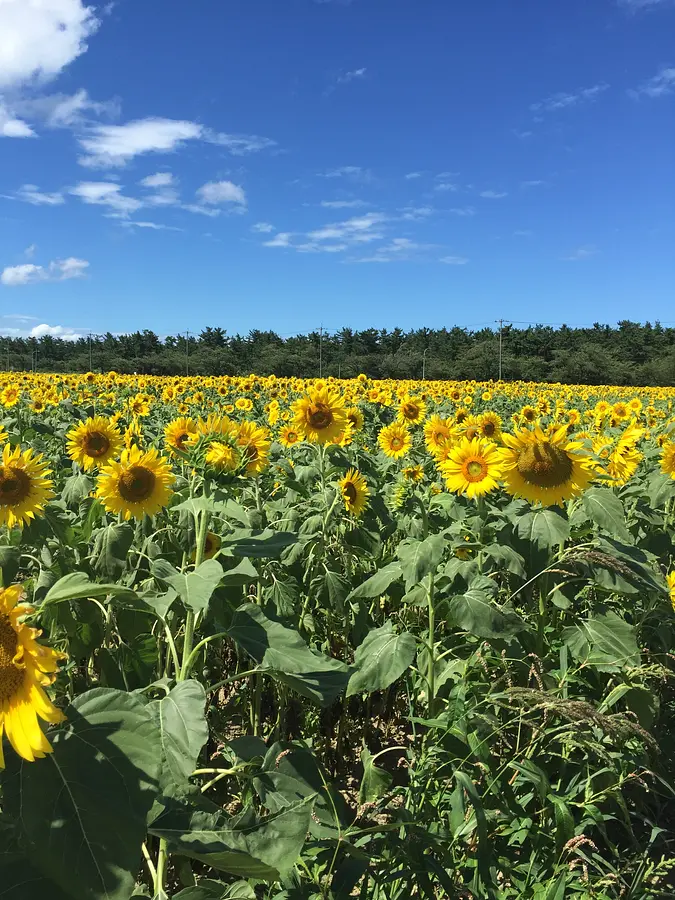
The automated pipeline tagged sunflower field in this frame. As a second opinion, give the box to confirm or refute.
[1,371,675,900]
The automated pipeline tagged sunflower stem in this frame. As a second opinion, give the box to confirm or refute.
[427,574,436,715]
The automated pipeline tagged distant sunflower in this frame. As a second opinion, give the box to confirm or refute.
[346,407,364,432]
[478,411,502,440]
[441,437,502,499]
[403,465,424,482]
[292,386,347,444]
[0,584,66,768]
[339,468,370,517]
[67,416,122,471]
[235,397,253,412]
[205,441,240,473]
[0,386,20,409]
[520,405,538,425]
[378,421,412,459]
[0,444,54,529]
[461,415,483,441]
[397,396,427,426]
[127,395,150,417]
[96,446,174,520]
[236,421,271,476]
[165,417,198,456]
[498,426,595,506]
[203,531,222,560]
[279,425,302,448]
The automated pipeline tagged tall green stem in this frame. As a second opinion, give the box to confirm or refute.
[427,574,436,714]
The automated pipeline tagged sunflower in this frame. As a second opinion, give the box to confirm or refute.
[67,416,122,471]
[236,421,271,476]
[661,442,675,480]
[397,396,427,426]
[205,441,240,473]
[346,406,364,432]
[478,411,502,440]
[339,468,370,516]
[235,397,254,412]
[0,584,66,767]
[203,531,222,560]
[96,446,174,520]
[0,444,54,529]
[440,437,502,499]
[165,417,198,456]
[292,386,347,443]
[378,421,412,459]
[403,465,424,482]
[0,386,20,408]
[612,401,629,421]
[279,425,303,448]
[520,405,538,425]
[498,426,595,506]
[127,395,150,417]
[424,415,453,454]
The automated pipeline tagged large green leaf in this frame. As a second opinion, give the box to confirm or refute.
[228,604,351,706]
[92,523,135,580]
[358,747,392,804]
[582,488,631,542]
[347,622,416,697]
[0,546,20,586]
[449,590,526,639]
[147,680,209,790]
[397,534,445,591]
[219,529,298,558]
[174,881,255,899]
[61,472,95,507]
[516,508,570,550]
[42,572,136,606]
[2,688,161,900]
[347,562,402,601]
[0,857,72,899]
[152,558,223,614]
[563,611,640,672]
[150,795,314,880]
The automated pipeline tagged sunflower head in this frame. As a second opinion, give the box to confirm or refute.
[378,421,412,459]
[236,421,271,476]
[165,417,198,456]
[346,406,364,431]
[67,416,122,471]
[339,468,370,517]
[0,444,54,529]
[96,446,174,521]
[397,396,427,425]
[292,386,347,443]
[279,425,302,448]
[440,437,502,499]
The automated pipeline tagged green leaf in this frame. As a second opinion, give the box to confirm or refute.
[172,496,250,526]
[61,472,94,507]
[228,604,351,706]
[147,680,209,791]
[516,508,570,550]
[221,558,259,586]
[359,747,392,804]
[347,562,402,600]
[582,488,631,542]
[174,881,256,900]
[219,529,298,558]
[563,611,640,672]
[397,534,445,591]
[322,570,351,613]
[347,622,416,697]
[449,590,526,639]
[549,795,575,857]
[42,571,136,606]
[0,857,72,899]
[92,523,134,580]
[2,688,161,900]
[0,546,20,586]
[152,558,223,614]
[150,795,315,880]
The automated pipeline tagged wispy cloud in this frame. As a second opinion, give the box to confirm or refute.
[563,244,599,261]
[320,166,372,183]
[449,206,476,217]
[69,181,142,217]
[120,221,183,232]
[262,212,386,254]
[514,229,534,237]
[14,184,65,205]
[353,238,434,263]
[138,171,179,206]
[1,257,89,286]
[195,180,247,211]
[530,83,609,114]
[0,103,35,138]
[480,190,508,199]
[405,171,423,179]
[251,222,275,233]
[400,206,434,221]
[336,67,367,85]
[440,255,469,265]
[320,199,367,208]
[618,0,674,11]
[628,66,675,98]
[521,180,545,188]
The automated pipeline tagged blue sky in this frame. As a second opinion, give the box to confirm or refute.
[0,0,673,342]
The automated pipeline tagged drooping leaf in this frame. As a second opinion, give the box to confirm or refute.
[152,558,223,614]
[147,680,209,790]
[174,881,256,900]
[61,472,95,507]
[92,523,135,580]
[563,611,640,672]
[449,590,526,639]
[516,508,570,551]
[397,534,445,591]
[219,529,298,558]
[358,747,392,804]
[347,562,402,601]
[42,571,136,607]
[2,688,161,900]
[347,622,416,697]
[228,604,351,706]
[582,488,631,542]
[0,546,20,586]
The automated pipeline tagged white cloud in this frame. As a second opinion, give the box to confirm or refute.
[480,190,507,199]
[262,213,387,254]
[30,323,85,340]
[195,180,247,210]
[120,220,182,232]
[618,0,674,10]
[521,180,545,188]
[251,222,275,233]
[400,206,433,220]
[320,199,367,208]
[531,83,609,114]
[1,257,89,286]
[405,171,422,179]
[263,232,294,248]
[16,184,65,205]
[139,172,174,188]
[450,206,476,217]
[138,172,179,207]
[514,229,534,237]
[205,131,276,155]
[563,244,599,261]
[513,129,533,139]
[69,181,142,217]
[354,238,433,263]
[0,0,98,91]
[629,66,675,99]
[434,181,459,192]
[440,255,469,265]
[24,244,37,258]
[321,166,371,182]
[77,118,203,168]
[335,67,367,85]
[0,103,35,137]
[12,89,119,128]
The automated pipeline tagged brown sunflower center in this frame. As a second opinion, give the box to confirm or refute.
[118,465,156,503]
[0,614,22,701]
[343,482,358,503]
[83,431,110,458]
[306,403,333,430]
[463,458,488,482]
[517,442,573,488]
[402,403,419,420]
[390,436,403,450]
[176,433,189,448]
[465,425,481,440]
[456,411,467,424]
[347,413,359,427]
[523,409,536,422]
[482,421,496,437]
[0,466,31,506]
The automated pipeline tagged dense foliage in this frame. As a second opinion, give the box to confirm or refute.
[0,371,675,900]
[8,320,675,384]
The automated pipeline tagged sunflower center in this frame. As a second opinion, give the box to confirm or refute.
[0,466,31,506]
[118,465,156,502]
[390,437,403,450]
[176,433,190,448]
[465,426,480,440]
[482,422,496,437]
[402,403,419,420]
[306,403,333,430]
[0,615,23,701]
[343,482,358,503]
[523,410,536,422]
[463,458,488,482]
[517,442,573,488]
[83,431,110,458]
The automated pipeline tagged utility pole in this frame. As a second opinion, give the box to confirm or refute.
[422,348,428,381]
[88,333,93,372]
[318,325,323,378]
[495,319,509,382]
[185,331,192,377]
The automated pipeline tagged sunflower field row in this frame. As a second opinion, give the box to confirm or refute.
[1,370,675,900]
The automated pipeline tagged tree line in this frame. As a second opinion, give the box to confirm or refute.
[4,321,675,385]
